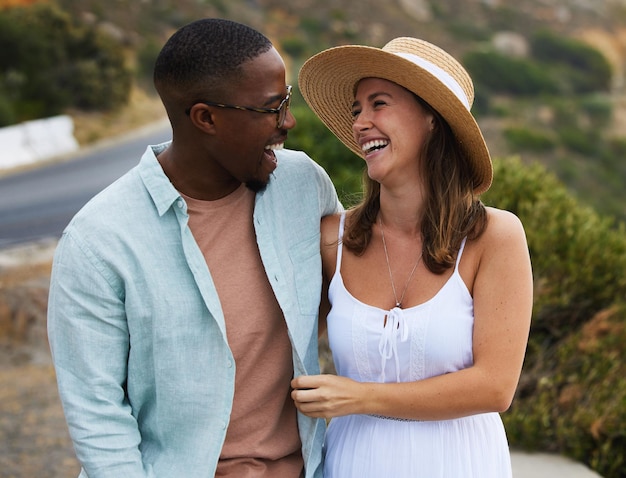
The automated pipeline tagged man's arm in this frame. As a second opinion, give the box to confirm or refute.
[310,159,343,216]
[47,232,148,477]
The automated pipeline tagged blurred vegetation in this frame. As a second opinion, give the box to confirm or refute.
[288,98,363,206]
[483,158,626,340]
[1,1,625,476]
[3,0,623,221]
[530,30,613,94]
[483,157,626,478]
[462,29,624,222]
[0,2,131,125]
[465,30,612,98]
[464,51,560,96]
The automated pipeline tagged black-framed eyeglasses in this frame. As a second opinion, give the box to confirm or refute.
[185,85,292,128]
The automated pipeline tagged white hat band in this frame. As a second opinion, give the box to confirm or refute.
[393,52,470,110]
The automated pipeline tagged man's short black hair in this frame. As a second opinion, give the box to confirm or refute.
[153,18,273,101]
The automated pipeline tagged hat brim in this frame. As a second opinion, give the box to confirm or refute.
[298,45,492,194]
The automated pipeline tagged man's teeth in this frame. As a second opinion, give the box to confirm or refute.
[362,139,389,153]
[265,143,284,150]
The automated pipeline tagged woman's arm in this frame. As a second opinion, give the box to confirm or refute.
[317,214,341,337]
[318,274,331,337]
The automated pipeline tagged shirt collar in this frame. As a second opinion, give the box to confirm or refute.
[138,141,184,217]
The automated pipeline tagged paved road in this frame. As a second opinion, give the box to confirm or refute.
[511,450,602,477]
[0,120,171,248]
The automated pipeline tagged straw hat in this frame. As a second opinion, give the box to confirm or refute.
[298,37,493,194]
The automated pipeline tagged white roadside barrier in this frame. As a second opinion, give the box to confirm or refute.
[0,115,79,171]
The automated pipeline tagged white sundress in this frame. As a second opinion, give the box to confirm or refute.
[323,213,512,478]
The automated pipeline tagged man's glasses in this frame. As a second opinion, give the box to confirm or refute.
[186,85,292,129]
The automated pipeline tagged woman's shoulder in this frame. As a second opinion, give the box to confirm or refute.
[477,206,528,253]
[484,206,525,235]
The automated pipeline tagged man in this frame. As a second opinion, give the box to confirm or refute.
[47,18,341,477]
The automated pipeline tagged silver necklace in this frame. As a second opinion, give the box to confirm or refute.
[379,216,423,309]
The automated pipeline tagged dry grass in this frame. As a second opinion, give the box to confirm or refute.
[70,86,166,147]
[0,242,55,350]
[0,271,50,349]
[0,261,51,288]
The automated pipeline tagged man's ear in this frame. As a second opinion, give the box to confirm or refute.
[188,104,218,134]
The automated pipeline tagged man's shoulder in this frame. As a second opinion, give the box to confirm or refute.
[275,148,316,168]
[69,168,145,230]
[273,148,329,181]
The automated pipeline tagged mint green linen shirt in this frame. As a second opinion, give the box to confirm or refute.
[47,143,342,478]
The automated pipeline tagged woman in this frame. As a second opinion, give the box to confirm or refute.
[291,37,533,477]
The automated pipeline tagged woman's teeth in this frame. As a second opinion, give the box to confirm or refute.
[362,139,389,153]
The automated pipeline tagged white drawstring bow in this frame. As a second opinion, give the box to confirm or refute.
[378,306,409,382]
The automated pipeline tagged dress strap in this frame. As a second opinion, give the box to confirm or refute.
[455,237,468,270]
[334,212,346,276]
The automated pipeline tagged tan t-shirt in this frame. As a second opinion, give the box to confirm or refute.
[183,185,303,477]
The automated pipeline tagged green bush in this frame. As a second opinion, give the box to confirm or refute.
[471,85,491,117]
[557,126,602,156]
[503,127,556,153]
[0,3,132,122]
[280,36,309,59]
[549,98,609,159]
[299,16,327,37]
[288,97,364,204]
[136,38,162,81]
[483,157,626,338]
[0,91,16,127]
[607,137,626,157]
[580,94,613,128]
[446,21,491,43]
[549,97,580,129]
[463,50,559,96]
[531,30,612,94]
[464,31,611,99]
[503,304,626,478]
[482,157,626,477]
[487,4,529,32]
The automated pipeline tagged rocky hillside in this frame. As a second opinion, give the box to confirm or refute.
[56,0,626,82]
[260,0,626,79]
[52,0,626,219]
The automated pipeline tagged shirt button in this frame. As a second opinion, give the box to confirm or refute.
[177,200,183,208]
[226,360,233,368]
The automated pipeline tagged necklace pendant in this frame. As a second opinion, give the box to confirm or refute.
[379,216,423,314]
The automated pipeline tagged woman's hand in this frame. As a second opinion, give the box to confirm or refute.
[291,374,366,419]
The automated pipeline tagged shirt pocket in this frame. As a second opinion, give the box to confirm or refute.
[288,234,322,316]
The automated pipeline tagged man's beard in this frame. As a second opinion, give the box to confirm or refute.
[245,176,270,193]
